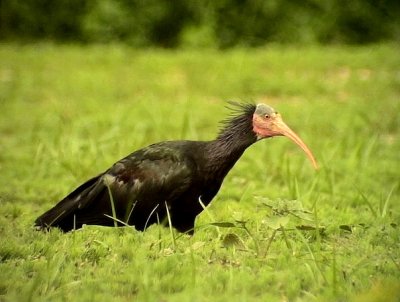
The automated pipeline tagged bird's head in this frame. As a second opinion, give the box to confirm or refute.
[252,103,318,169]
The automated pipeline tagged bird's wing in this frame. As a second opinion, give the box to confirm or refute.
[35,143,195,231]
[104,143,194,211]
[34,173,105,230]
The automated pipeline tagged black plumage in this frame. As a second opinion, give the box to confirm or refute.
[35,103,317,233]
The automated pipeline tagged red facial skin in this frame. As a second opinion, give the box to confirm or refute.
[253,113,318,169]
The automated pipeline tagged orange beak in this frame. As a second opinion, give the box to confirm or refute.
[253,113,318,169]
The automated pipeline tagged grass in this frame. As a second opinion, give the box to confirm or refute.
[0,43,399,302]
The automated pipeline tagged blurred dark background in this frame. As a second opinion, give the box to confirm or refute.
[1,0,399,47]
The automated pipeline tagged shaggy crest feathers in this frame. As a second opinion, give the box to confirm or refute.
[217,101,256,140]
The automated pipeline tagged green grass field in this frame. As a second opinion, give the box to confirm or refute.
[0,44,399,302]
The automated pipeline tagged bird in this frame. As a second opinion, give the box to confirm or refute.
[35,102,318,234]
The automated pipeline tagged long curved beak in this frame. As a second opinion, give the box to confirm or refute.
[273,116,318,169]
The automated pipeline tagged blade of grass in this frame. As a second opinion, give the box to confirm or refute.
[124,200,137,223]
[144,204,159,230]
[356,187,377,217]
[380,185,396,218]
[264,229,278,258]
[296,229,328,284]
[240,222,260,256]
[312,196,321,249]
[105,182,118,228]
[103,214,132,227]
[280,226,292,251]
[165,201,176,250]
[331,243,337,296]
[198,196,221,237]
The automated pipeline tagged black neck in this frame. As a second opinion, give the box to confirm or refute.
[203,104,257,179]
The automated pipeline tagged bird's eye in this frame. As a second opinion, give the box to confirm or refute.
[265,114,270,119]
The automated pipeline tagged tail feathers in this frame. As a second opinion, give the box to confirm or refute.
[35,174,104,231]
